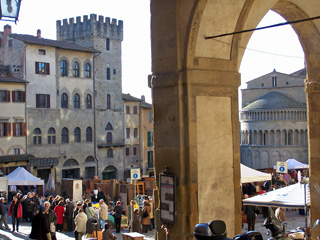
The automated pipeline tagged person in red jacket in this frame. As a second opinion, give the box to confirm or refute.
[8,196,23,232]
[54,200,65,232]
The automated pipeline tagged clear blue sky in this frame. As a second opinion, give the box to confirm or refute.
[0,1,305,104]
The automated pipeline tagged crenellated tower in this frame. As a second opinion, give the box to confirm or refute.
[56,14,125,180]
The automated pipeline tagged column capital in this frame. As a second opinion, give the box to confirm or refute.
[305,80,320,93]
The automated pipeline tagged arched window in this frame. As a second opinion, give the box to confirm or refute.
[47,127,56,144]
[85,94,92,109]
[107,132,113,144]
[73,62,80,77]
[33,128,41,145]
[74,94,80,109]
[102,166,117,180]
[86,127,92,142]
[74,127,81,143]
[61,93,68,109]
[61,60,68,76]
[61,127,69,143]
[107,94,111,109]
[106,123,113,130]
[85,63,91,78]
[106,68,111,80]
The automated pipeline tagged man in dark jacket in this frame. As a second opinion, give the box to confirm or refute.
[25,192,35,222]
[44,201,58,240]
[65,198,74,231]
[30,206,50,240]
[0,197,10,230]
[97,188,106,202]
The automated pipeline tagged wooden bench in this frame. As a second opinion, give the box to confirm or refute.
[122,232,145,240]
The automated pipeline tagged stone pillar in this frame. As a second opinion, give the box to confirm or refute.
[152,69,242,239]
[305,80,320,238]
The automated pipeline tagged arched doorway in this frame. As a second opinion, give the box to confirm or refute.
[151,1,320,239]
[62,159,80,178]
[84,156,96,179]
[102,166,117,180]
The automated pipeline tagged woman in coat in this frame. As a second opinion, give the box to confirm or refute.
[54,200,65,232]
[75,208,87,240]
[29,206,50,240]
[8,196,23,232]
[130,208,141,233]
[85,202,96,218]
[141,200,151,233]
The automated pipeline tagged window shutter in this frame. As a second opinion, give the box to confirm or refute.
[147,131,151,147]
[36,94,40,108]
[22,91,26,102]
[45,63,50,75]
[47,95,50,108]
[12,91,16,102]
[6,90,10,102]
[22,122,27,136]
[7,123,11,137]
[35,62,39,74]
[12,123,16,136]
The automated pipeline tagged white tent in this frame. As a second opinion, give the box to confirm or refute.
[7,167,44,186]
[273,159,309,170]
[241,164,271,184]
[242,183,310,208]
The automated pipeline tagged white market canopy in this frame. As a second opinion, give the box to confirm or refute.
[273,159,309,170]
[7,167,44,186]
[241,164,271,184]
[243,182,310,208]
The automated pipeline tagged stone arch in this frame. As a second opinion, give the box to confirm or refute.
[293,150,301,161]
[102,165,118,180]
[269,130,275,146]
[270,151,281,167]
[152,1,320,237]
[276,130,281,146]
[281,150,292,162]
[261,151,269,169]
[63,158,79,168]
[253,150,260,169]
[253,130,257,145]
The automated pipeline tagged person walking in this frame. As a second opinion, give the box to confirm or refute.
[130,208,141,233]
[74,208,87,240]
[54,201,65,232]
[8,196,22,232]
[99,199,108,226]
[65,198,74,232]
[29,206,50,240]
[25,192,35,222]
[0,197,10,230]
[148,196,155,230]
[85,202,96,218]
[243,194,257,231]
[113,201,123,233]
[141,200,151,233]
[44,201,58,240]
[102,222,117,240]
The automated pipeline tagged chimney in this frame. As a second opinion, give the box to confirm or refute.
[37,29,41,38]
[4,25,12,35]
[141,95,145,102]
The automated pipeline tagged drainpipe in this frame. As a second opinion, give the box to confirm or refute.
[93,52,101,178]
[24,44,29,154]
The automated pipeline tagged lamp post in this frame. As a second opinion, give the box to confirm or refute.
[0,0,22,23]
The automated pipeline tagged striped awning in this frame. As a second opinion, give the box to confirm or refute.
[243,182,310,209]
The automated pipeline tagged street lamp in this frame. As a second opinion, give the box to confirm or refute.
[0,0,22,23]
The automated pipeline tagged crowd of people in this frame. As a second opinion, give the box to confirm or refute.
[0,188,155,240]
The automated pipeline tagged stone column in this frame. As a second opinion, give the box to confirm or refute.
[305,81,320,238]
[152,69,242,239]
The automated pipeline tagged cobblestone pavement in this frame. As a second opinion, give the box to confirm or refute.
[0,209,306,239]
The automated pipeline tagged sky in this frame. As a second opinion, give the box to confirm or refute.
[0,1,305,104]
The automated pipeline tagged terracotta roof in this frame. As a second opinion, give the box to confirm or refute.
[141,102,152,109]
[0,154,35,163]
[290,68,306,77]
[29,158,59,167]
[10,34,100,53]
[242,91,306,111]
[122,93,142,102]
[0,75,27,84]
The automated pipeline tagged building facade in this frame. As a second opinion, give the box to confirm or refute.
[240,69,308,169]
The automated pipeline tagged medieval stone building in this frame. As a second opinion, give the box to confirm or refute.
[240,69,308,169]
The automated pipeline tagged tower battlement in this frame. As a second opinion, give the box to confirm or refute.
[56,14,123,41]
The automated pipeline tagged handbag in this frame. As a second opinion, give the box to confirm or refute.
[142,210,149,218]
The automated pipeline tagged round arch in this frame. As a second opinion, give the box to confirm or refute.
[102,165,118,180]
[62,158,80,179]
[151,1,320,238]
